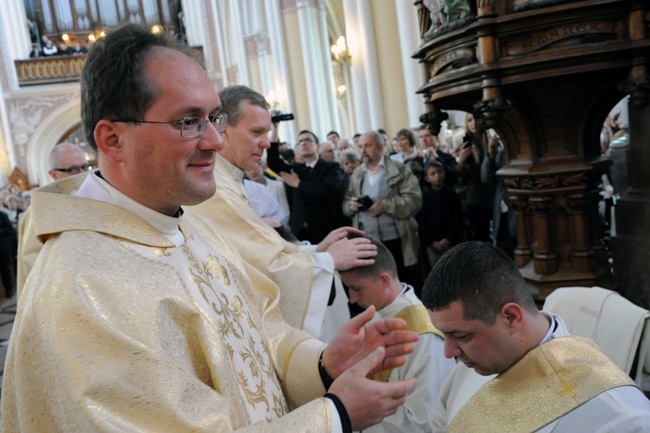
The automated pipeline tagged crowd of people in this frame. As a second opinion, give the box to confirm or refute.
[29,35,89,58]
[2,23,649,433]
[244,108,516,294]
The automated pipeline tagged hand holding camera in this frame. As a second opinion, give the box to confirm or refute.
[357,196,374,212]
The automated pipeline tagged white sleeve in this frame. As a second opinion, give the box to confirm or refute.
[299,251,335,339]
[326,399,343,433]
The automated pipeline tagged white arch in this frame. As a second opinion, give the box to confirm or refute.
[26,97,82,187]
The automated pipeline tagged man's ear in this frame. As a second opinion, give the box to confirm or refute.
[94,119,125,163]
[500,302,524,331]
[378,272,392,289]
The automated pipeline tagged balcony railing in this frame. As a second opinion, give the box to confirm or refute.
[15,55,86,86]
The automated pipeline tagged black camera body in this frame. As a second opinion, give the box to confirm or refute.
[357,195,374,212]
[271,112,295,123]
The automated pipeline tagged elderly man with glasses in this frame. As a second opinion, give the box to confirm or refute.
[47,142,91,181]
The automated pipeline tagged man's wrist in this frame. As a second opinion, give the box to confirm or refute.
[325,393,352,433]
[319,351,335,389]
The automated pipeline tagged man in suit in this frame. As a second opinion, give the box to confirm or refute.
[268,129,347,244]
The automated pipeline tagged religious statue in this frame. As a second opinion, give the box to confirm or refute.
[423,0,473,39]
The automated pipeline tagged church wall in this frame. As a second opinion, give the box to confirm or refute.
[369,0,410,136]
[281,5,311,140]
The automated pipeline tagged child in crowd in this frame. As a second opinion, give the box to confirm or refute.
[417,161,462,266]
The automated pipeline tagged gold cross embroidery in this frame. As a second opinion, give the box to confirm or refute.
[559,380,577,398]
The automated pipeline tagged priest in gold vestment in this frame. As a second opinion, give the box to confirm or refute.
[190,85,375,342]
[1,24,419,433]
[422,242,650,433]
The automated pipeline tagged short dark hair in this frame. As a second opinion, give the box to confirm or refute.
[421,242,538,325]
[218,85,269,127]
[424,160,445,174]
[327,130,340,138]
[342,238,398,280]
[81,23,200,150]
[299,129,320,144]
[353,133,361,139]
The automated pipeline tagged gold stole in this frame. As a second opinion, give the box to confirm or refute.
[372,304,443,382]
[448,336,636,433]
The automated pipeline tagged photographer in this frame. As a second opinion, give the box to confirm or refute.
[342,131,423,290]
[458,112,494,242]
[267,121,347,245]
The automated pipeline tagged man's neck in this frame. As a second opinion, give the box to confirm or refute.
[303,155,318,165]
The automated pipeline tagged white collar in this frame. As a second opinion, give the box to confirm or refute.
[75,172,185,246]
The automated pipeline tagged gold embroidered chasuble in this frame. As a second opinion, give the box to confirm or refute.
[447,336,636,433]
[190,154,315,330]
[2,175,332,433]
[372,303,442,382]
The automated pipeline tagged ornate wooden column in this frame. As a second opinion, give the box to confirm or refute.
[413,0,650,302]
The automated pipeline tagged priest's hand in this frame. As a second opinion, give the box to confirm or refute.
[322,306,418,379]
[329,346,417,431]
[327,237,377,271]
[317,226,366,252]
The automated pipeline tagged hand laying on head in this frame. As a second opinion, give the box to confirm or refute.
[327,236,377,271]
[322,306,418,379]
[329,346,417,431]
[317,226,366,252]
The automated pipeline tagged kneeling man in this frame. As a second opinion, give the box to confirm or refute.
[341,238,456,433]
[423,241,650,433]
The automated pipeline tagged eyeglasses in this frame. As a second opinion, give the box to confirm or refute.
[112,113,228,138]
[53,164,91,174]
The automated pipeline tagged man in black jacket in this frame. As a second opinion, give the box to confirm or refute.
[268,130,347,244]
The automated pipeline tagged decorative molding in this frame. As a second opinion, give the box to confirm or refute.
[618,76,650,109]
[514,0,577,13]
[8,92,79,159]
[473,97,511,128]
[505,172,588,192]
[429,47,476,78]
[504,20,617,56]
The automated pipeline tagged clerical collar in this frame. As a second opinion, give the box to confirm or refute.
[74,171,185,246]
[539,311,557,344]
[217,153,247,197]
[304,159,318,169]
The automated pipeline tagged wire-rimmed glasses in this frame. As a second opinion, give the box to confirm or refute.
[112,113,228,138]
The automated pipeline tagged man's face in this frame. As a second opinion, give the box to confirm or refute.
[319,142,336,162]
[327,133,340,145]
[221,100,271,172]
[49,146,89,180]
[341,272,390,310]
[429,301,515,376]
[297,132,318,160]
[419,129,437,149]
[359,134,382,164]
[110,49,223,215]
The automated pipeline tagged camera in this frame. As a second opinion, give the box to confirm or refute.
[271,112,295,123]
[357,195,374,212]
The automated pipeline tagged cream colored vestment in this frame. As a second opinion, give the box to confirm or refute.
[2,173,334,433]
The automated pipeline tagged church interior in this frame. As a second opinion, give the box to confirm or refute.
[0,0,650,401]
